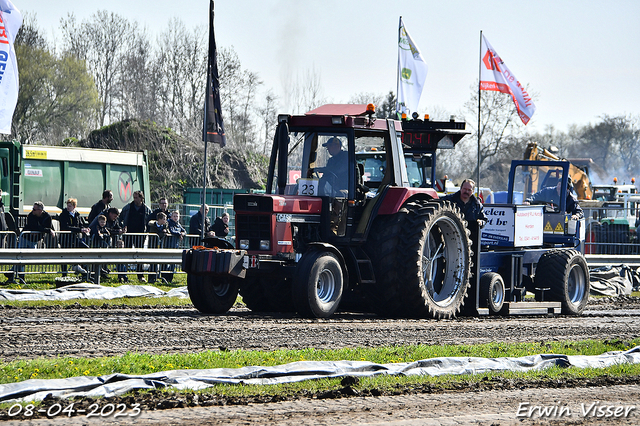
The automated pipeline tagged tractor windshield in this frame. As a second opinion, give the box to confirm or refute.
[280,132,350,198]
[406,153,432,187]
[512,164,567,213]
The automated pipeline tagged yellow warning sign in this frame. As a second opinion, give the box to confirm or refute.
[554,222,564,233]
[544,222,553,232]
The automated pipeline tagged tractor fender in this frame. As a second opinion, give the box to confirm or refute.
[376,187,438,215]
[303,242,350,288]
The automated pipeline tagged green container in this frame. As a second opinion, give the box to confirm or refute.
[0,140,150,220]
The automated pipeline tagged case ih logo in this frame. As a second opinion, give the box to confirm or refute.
[482,50,502,72]
[118,172,134,202]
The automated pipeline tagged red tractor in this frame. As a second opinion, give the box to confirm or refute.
[185,104,589,318]
[186,104,474,318]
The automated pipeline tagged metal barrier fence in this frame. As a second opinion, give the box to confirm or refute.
[0,231,205,284]
[583,204,640,255]
[153,203,235,236]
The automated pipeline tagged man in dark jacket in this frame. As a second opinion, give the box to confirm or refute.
[120,190,152,282]
[190,204,214,237]
[147,197,169,222]
[442,179,488,228]
[524,180,583,219]
[11,202,56,282]
[120,191,152,235]
[88,190,113,224]
[21,201,56,245]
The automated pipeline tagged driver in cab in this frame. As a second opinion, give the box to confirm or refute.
[524,180,583,220]
[314,137,348,196]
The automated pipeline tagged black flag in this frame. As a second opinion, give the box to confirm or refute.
[203,0,226,146]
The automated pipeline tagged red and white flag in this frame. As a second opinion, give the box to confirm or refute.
[480,35,536,125]
[0,0,22,135]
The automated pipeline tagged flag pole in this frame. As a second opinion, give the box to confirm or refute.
[396,16,402,118]
[202,0,227,240]
[201,0,215,241]
[477,30,482,195]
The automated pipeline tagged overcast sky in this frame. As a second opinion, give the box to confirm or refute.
[22,0,640,133]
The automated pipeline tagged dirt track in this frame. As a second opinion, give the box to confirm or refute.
[1,296,639,424]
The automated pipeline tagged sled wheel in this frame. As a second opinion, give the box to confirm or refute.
[535,249,589,315]
[293,250,344,318]
[480,272,505,314]
[187,273,239,314]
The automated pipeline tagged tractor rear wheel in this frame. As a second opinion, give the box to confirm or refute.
[362,206,409,315]
[293,250,344,318]
[534,249,589,315]
[398,200,472,318]
[187,273,239,314]
[364,200,472,318]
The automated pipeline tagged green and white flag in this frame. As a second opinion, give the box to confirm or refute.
[396,17,427,117]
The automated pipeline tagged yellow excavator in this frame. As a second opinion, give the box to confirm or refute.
[524,142,593,200]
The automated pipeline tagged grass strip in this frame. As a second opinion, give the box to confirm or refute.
[1,338,638,387]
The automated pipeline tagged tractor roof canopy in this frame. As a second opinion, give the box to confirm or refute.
[283,104,469,152]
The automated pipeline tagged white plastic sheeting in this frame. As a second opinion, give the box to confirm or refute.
[0,283,189,301]
[1,346,639,403]
[590,265,640,296]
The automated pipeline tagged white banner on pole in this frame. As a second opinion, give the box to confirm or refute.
[0,0,22,135]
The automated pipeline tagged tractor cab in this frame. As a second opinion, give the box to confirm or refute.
[507,160,585,248]
[263,104,467,245]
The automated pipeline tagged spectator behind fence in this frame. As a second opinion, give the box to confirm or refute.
[58,198,90,276]
[147,197,169,222]
[147,212,171,242]
[10,202,56,283]
[147,212,171,284]
[190,204,214,238]
[104,207,124,244]
[88,190,113,224]
[211,212,230,239]
[120,190,152,282]
[89,207,123,246]
[90,215,111,248]
[59,198,90,247]
[94,207,127,283]
[163,211,186,283]
[167,211,186,247]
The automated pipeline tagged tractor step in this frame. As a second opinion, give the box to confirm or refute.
[348,247,376,284]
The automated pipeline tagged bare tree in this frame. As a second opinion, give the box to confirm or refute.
[61,11,136,126]
[13,16,100,144]
[257,90,279,155]
[570,114,640,180]
[119,30,156,121]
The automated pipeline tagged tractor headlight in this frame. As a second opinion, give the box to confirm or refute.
[259,239,270,250]
[239,239,249,250]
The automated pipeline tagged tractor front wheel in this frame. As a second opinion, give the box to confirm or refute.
[187,273,239,314]
[293,250,344,318]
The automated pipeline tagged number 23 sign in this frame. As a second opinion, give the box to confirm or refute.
[297,178,319,196]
